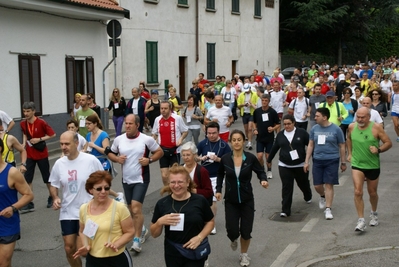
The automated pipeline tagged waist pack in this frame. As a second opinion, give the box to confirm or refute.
[167,237,211,260]
[161,146,177,157]
[32,141,46,152]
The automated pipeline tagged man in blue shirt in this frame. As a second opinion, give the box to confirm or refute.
[304,108,347,220]
[197,121,231,234]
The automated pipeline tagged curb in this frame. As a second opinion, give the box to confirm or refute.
[296,246,399,267]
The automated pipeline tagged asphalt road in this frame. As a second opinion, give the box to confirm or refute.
[11,116,399,267]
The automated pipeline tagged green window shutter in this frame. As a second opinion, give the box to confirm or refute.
[86,57,95,94]
[254,0,261,17]
[178,0,188,5]
[207,0,215,10]
[19,55,43,116]
[232,0,239,13]
[146,41,158,83]
[207,43,215,79]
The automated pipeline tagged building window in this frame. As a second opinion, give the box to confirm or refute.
[146,41,158,84]
[254,0,261,18]
[65,57,95,114]
[207,43,216,80]
[265,0,274,8]
[144,0,159,4]
[18,55,42,116]
[232,0,240,13]
[178,0,188,5]
[206,0,215,11]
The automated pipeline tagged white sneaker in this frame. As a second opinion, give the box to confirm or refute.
[355,219,366,232]
[140,225,149,243]
[369,212,379,226]
[210,227,216,235]
[324,208,333,220]
[319,197,326,209]
[230,239,238,251]
[266,171,273,179]
[280,212,287,217]
[131,237,142,252]
[306,199,312,204]
[239,253,251,267]
[115,192,126,204]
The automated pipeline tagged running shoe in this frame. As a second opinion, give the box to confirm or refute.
[319,197,326,209]
[231,239,238,251]
[355,219,366,232]
[131,237,142,252]
[239,253,251,267]
[324,208,333,220]
[369,212,379,226]
[141,225,149,243]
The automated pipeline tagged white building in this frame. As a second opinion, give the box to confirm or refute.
[112,0,279,100]
[0,0,129,135]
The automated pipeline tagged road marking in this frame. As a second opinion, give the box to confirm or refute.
[300,218,319,232]
[337,175,349,186]
[270,243,300,267]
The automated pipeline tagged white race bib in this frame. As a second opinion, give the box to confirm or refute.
[169,213,184,231]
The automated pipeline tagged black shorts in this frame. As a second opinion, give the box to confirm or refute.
[0,233,20,244]
[159,147,180,168]
[86,249,133,267]
[24,158,50,184]
[225,199,255,241]
[352,167,380,181]
[256,141,273,154]
[60,220,80,236]
[123,182,149,204]
[242,113,254,124]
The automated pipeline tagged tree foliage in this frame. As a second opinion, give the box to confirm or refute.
[280,0,399,64]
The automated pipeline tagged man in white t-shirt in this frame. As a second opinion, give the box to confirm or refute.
[353,97,383,125]
[49,131,104,267]
[205,95,234,142]
[107,114,163,253]
[0,110,15,133]
[270,81,287,121]
[288,88,310,130]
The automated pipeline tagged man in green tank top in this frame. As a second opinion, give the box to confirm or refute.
[347,107,392,232]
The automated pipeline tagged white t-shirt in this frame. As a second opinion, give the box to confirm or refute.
[380,80,392,95]
[132,98,139,114]
[289,97,309,122]
[0,110,13,130]
[77,134,87,152]
[49,152,103,220]
[220,87,237,104]
[270,90,286,113]
[206,106,232,134]
[111,132,160,184]
[391,93,399,113]
[353,109,383,124]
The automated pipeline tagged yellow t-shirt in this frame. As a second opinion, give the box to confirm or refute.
[80,200,131,258]
[305,81,316,95]
[169,97,181,115]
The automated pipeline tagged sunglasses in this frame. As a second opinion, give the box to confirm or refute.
[93,186,110,192]
[350,80,356,82]
[113,91,118,93]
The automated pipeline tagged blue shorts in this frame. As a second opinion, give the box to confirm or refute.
[0,233,20,244]
[391,111,399,118]
[242,113,254,124]
[123,182,149,204]
[60,220,80,236]
[256,141,273,154]
[312,158,339,185]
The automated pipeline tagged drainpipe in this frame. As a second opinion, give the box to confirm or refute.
[196,0,199,62]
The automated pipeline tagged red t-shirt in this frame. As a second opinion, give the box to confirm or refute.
[255,75,263,84]
[20,118,55,160]
[141,90,151,101]
[321,83,330,95]
[286,91,298,104]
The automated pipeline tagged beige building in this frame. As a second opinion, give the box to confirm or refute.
[111,0,279,100]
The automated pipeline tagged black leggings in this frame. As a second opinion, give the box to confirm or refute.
[86,249,133,267]
[165,253,207,267]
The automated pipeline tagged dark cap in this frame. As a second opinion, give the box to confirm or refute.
[151,89,159,95]
[326,91,335,97]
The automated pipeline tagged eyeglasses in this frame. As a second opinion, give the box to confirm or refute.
[93,186,110,192]
[350,80,356,82]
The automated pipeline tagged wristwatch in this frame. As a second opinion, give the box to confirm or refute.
[377,148,381,154]
[21,163,27,167]
[11,205,18,213]
[149,158,153,164]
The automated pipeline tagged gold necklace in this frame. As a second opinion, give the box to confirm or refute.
[172,194,190,213]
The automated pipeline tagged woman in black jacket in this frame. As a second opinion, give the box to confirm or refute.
[216,130,268,267]
[267,114,312,217]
